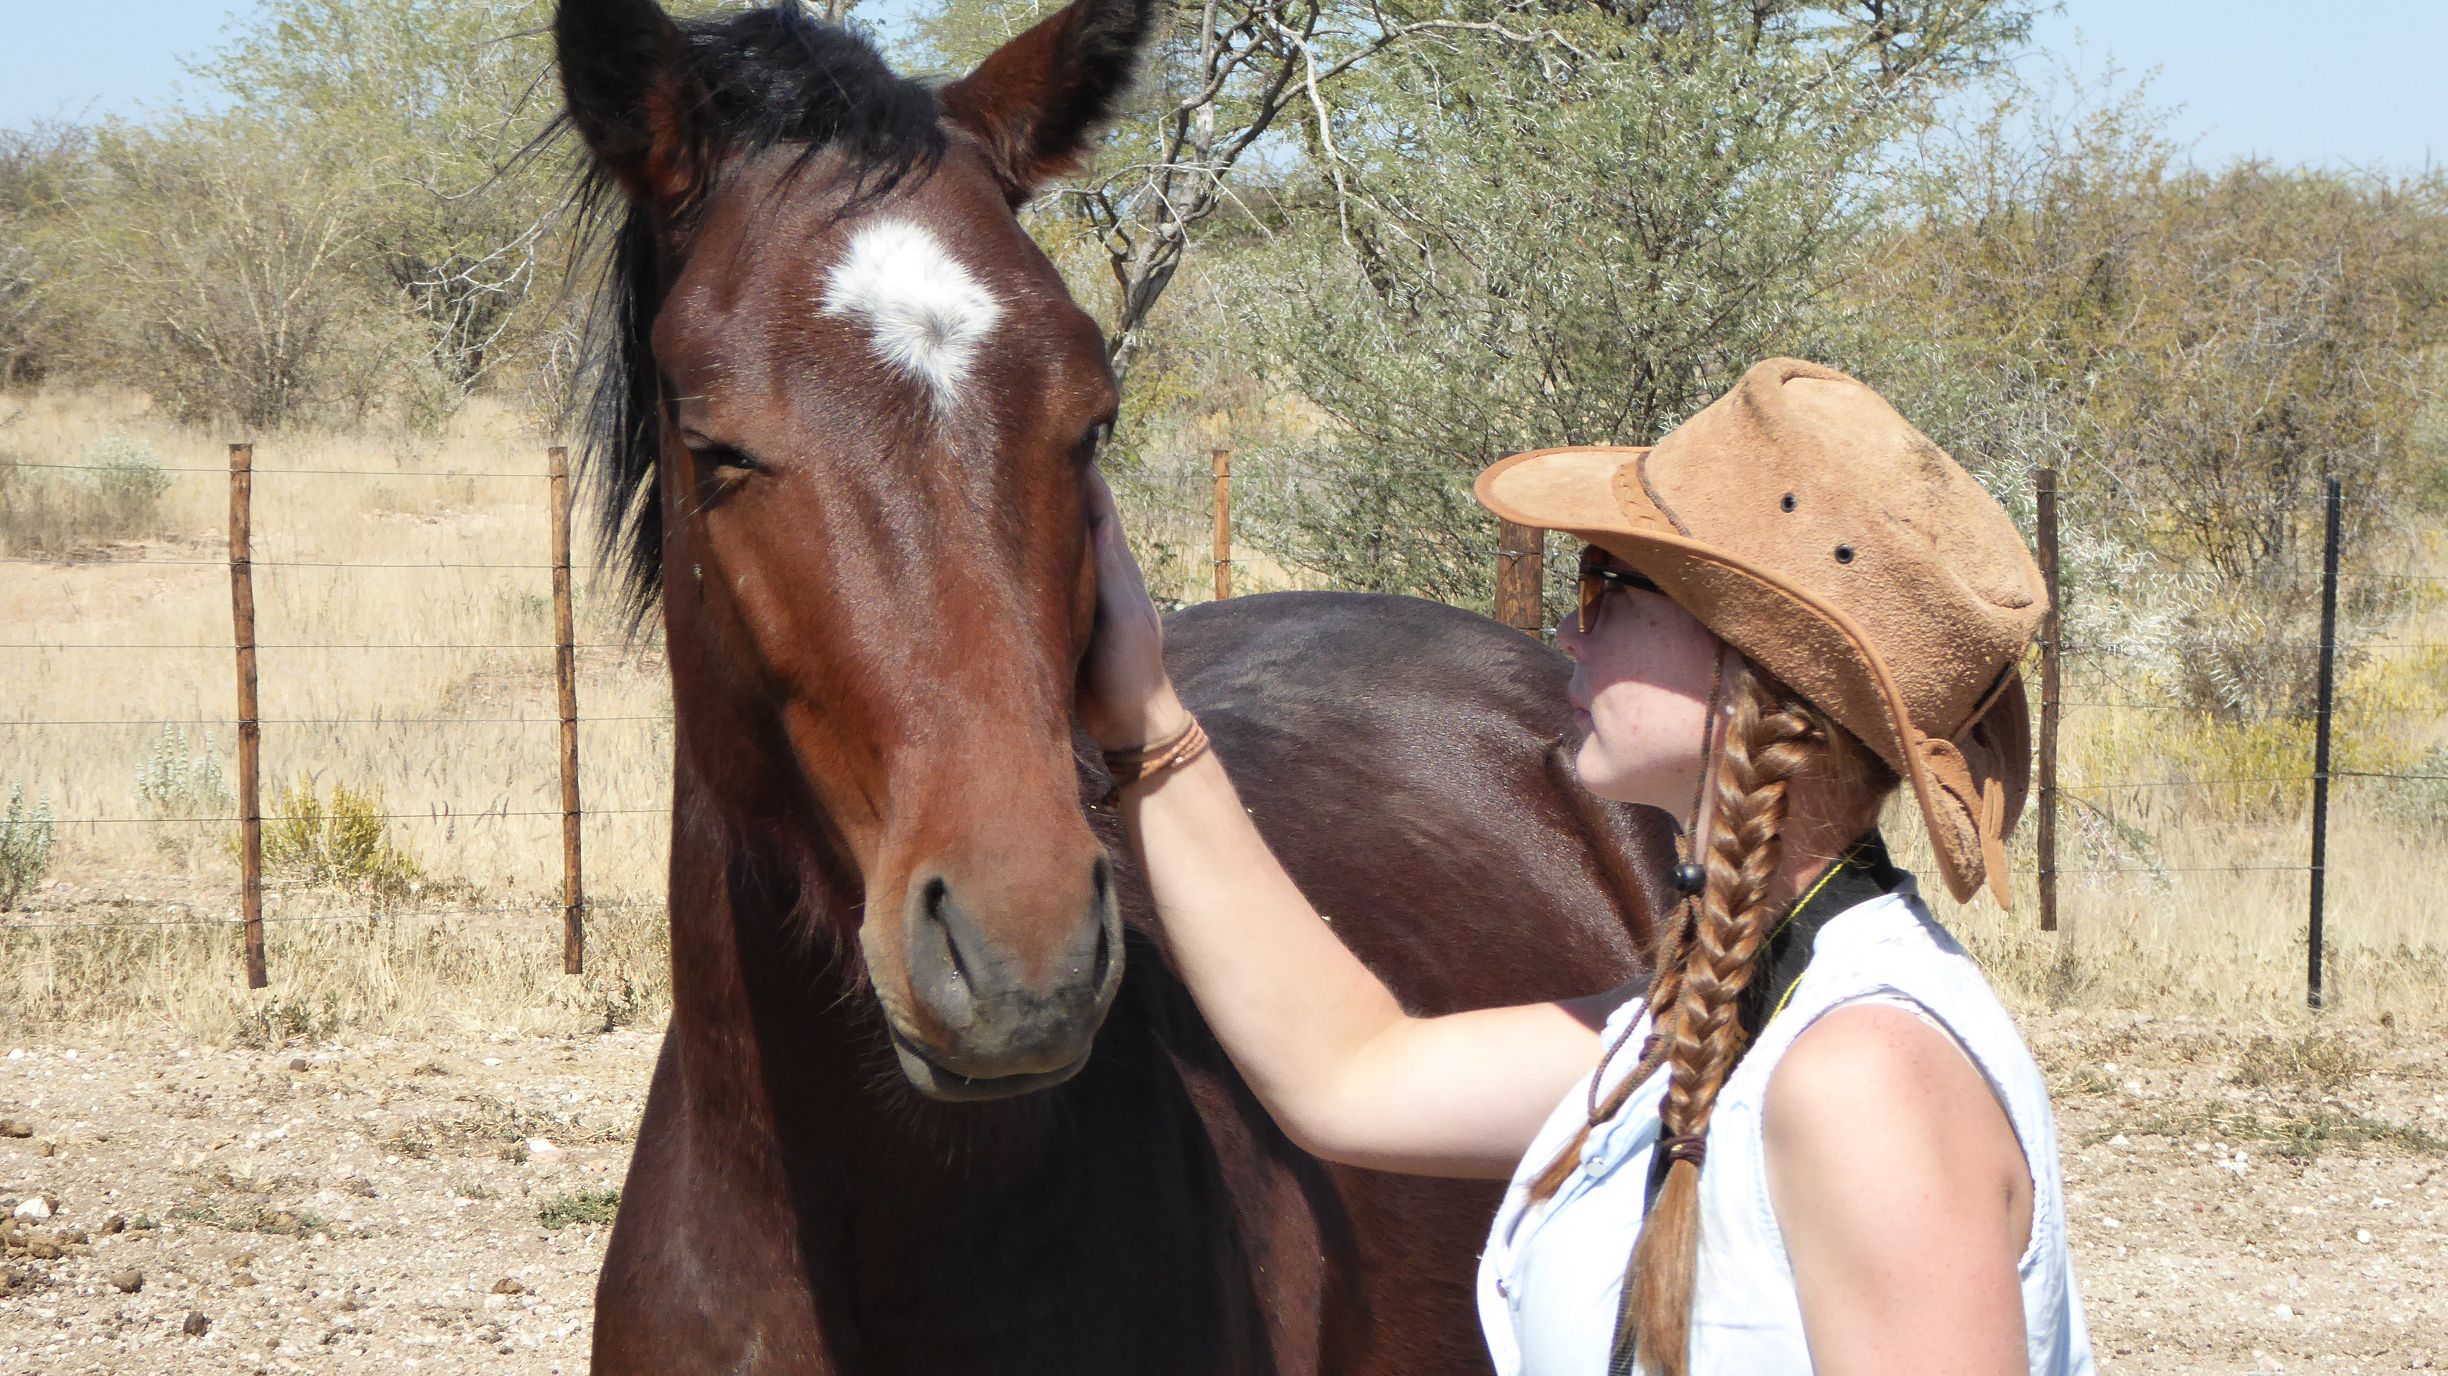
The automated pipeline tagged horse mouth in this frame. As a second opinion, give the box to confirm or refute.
[885,1024,1095,1102]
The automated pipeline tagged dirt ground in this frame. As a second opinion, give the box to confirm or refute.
[1,1013,2442,1374]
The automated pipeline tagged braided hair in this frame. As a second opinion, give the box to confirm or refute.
[1528,654,1895,1375]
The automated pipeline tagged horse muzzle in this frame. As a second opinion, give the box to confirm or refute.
[872,852,1124,1101]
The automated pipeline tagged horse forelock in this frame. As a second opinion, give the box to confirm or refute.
[565,2,949,624]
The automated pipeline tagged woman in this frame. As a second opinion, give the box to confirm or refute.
[1077,358,2093,1376]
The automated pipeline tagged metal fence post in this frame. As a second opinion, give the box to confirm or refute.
[2307,476,2343,1010]
[2035,469,2061,934]
[1212,449,1232,601]
[1495,521,1546,636]
[227,443,267,989]
[549,446,585,976]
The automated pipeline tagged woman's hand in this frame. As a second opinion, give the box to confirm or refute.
[1078,469,1191,751]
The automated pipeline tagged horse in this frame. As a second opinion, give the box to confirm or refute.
[553,1,1675,1370]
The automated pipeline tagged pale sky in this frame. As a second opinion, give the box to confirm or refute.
[3,1,2441,172]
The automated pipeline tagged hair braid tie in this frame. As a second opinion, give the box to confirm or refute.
[1658,1134,1707,1167]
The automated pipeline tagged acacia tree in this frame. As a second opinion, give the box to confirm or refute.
[1861,79,2448,718]
[67,116,381,429]
[1233,0,2032,608]
[193,0,566,406]
[914,0,1554,378]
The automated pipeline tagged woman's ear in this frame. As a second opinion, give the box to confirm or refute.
[556,0,707,213]
[938,0,1157,204]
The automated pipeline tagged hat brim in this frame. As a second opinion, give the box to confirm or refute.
[1476,446,2014,908]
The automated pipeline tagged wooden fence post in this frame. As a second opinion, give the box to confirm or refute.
[1495,521,1546,635]
[2035,468,2061,934]
[227,443,267,989]
[1212,448,1232,601]
[549,446,586,976]
[2306,476,2342,1010]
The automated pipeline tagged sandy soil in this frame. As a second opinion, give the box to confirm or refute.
[1,1014,2442,1374]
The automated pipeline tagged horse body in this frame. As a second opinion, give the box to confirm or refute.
[596,595,1660,1374]
[551,3,1670,1368]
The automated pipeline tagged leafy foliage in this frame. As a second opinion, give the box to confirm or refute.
[136,724,234,821]
[0,435,172,556]
[263,774,423,903]
[0,783,56,910]
[1858,73,2448,718]
[1236,0,2031,608]
[537,1188,621,1229]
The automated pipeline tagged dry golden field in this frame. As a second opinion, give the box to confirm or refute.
[0,381,2442,1043]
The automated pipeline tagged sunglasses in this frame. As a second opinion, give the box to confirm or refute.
[1574,545,1664,635]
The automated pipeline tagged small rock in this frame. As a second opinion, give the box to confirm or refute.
[2273,1303,2295,1321]
[0,1120,30,1138]
[289,1057,310,1072]
[35,1140,54,1158]
[110,1268,142,1293]
[2357,1228,2374,1244]
[182,1310,211,1337]
[26,1238,62,1260]
[12,1196,52,1221]
[229,1251,256,1270]
[524,1137,566,1164]
[231,1271,258,1287]
[100,1215,125,1236]
[492,1277,527,1295]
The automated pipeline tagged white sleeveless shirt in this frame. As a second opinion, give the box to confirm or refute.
[1477,881,2095,1376]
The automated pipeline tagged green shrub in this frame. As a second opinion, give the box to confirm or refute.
[262,774,421,903]
[0,434,172,556]
[0,783,55,908]
[538,1189,620,1230]
[136,723,232,819]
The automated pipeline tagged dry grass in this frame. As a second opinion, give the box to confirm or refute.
[1898,525,2448,1025]
[2,384,2443,1041]
[1,387,675,1042]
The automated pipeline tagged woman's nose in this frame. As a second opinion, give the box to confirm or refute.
[1554,615,1585,661]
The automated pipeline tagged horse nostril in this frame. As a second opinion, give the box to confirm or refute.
[920,875,969,988]
[1087,856,1118,989]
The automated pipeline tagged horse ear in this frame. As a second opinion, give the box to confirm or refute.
[939,0,1157,203]
[556,0,703,210]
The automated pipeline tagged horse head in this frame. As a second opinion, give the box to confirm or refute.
[556,0,1155,1101]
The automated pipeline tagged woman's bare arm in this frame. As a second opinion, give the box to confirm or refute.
[1765,1004,2033,1376]
[1124,742,1629,1177]
[1079,470,1622,1176]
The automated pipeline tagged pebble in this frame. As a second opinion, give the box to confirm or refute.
[109,1267,142,1292]
[526,1137,566,1165]
[182,1310,211,1337]
[493,1276,527,1294]
[12,1196,53,1221]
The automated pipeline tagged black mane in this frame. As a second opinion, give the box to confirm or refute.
[565,5,944,620]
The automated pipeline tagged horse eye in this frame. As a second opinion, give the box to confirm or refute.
[1078,422,1112,460]
[703,444,761,473]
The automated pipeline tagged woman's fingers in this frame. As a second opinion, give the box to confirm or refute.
[1078,469,1184,749]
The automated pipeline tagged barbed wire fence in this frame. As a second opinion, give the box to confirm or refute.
[0,444,675,987]
[4,449,2441,1012]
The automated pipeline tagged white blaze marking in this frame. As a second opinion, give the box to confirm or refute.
[821,220,1002,408]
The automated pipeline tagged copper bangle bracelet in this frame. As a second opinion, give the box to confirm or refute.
[1101,714,1210,797]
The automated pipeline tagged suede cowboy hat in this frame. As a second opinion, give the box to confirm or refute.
[1475,357,2045,907]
